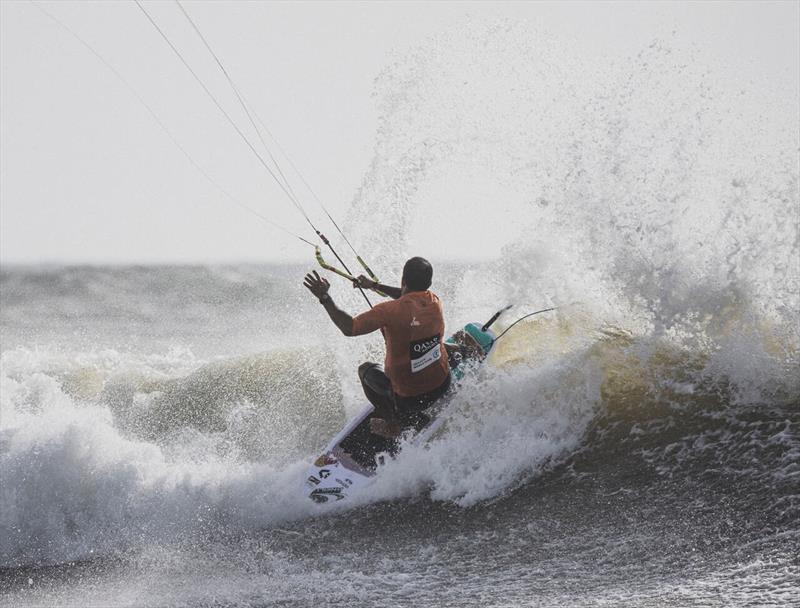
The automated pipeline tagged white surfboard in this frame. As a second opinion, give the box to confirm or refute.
[303,321,497,504]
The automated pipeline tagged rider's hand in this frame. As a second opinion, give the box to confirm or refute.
[303,271,330,300]
[353,275,376,290]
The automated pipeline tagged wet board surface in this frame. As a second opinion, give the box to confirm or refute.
[303,322,496,504]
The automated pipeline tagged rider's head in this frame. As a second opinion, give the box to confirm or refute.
[401,257,433,294]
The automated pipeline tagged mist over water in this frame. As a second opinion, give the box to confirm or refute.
[2,19,799,608]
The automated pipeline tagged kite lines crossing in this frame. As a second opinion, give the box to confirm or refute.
[32,0,379,307]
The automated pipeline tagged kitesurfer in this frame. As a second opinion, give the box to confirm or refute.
[303,257,450,439]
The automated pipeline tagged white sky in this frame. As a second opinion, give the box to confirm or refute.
[1,0,798,264]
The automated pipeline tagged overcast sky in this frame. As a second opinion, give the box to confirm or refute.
[1,0,798,264]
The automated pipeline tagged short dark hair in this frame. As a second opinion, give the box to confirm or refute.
[402,257,433,291]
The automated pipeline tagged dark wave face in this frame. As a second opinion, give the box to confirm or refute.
[2,17,799,608]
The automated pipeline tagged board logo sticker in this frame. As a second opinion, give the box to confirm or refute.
[307,475,321,486]
[314,454,337,467]
[318,469,331,479]
[410,334,441,373]
[309,487,345,503]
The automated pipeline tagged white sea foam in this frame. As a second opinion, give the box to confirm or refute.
[364,353,602,507]
[0,348,321,566]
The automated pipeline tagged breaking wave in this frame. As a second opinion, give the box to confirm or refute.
[2,305,797,567]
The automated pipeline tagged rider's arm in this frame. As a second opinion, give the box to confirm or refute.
[304,271,355,336]
[321,295,390,337]
[319,295,355,336]
[354,275,402,300]
[305,271,388,336]
[371,282,402,300]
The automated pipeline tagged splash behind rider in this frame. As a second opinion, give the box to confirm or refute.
[303,257,450,438]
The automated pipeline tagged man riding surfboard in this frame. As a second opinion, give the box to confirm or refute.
[303,257,450,439]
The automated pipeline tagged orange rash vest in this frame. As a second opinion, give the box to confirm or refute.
[351,290,450,397]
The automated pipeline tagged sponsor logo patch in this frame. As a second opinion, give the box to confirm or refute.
[410,334,442,373]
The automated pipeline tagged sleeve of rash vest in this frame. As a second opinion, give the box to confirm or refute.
[351,301,394,336]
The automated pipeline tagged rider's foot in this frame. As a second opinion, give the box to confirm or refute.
[369,417,402,439]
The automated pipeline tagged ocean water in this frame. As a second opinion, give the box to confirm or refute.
[2,19,799,608]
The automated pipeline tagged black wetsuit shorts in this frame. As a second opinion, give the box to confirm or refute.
[358,361,451,432]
